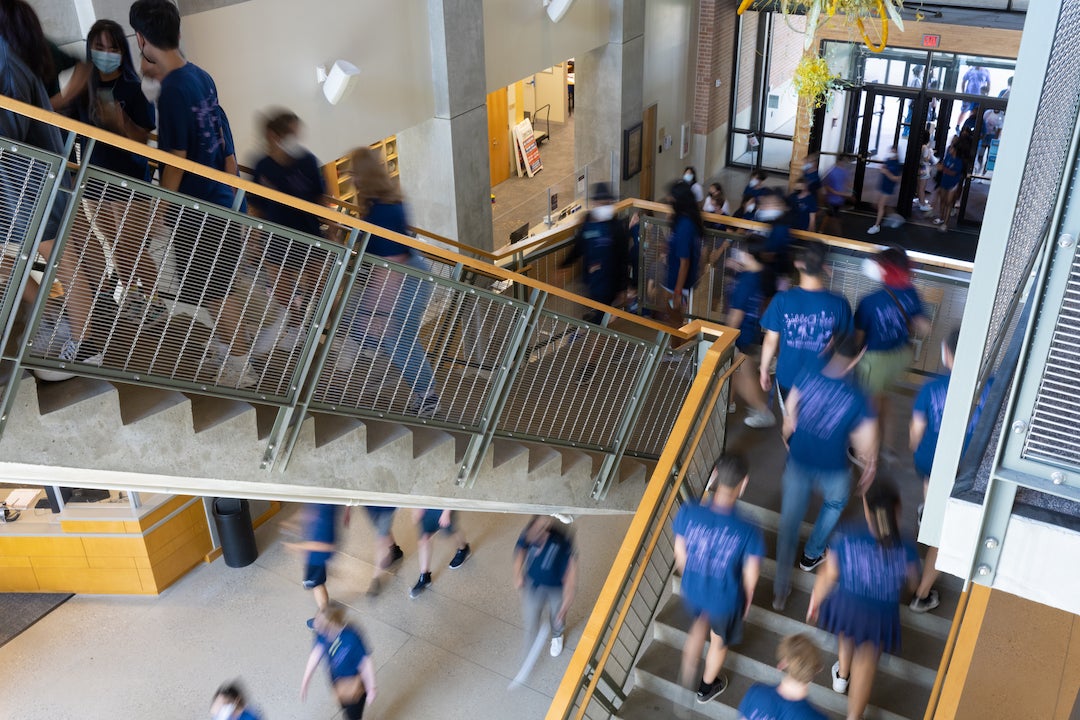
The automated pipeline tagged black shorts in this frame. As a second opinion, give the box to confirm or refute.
[684,600,745,646]
[341,692,367,720]
[302,562,327,589]
[419,509,454,536]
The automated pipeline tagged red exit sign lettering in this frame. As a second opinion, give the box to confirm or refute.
[922,34,941,48]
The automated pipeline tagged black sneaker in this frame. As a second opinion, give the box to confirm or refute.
[448,543,471,569]
[380,543,404,570]
[909,588,941,613]
[799,553,825,572]
[409,572,432,599]
[695,674,728,704]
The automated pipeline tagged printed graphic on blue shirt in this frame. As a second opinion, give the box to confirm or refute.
[316,625,368,681]
[913,373,950,476]
[673,502,764,617]
[855,286,924,352]
[761,288,853,388]
[789,369,872,470]
[833,527,917,603]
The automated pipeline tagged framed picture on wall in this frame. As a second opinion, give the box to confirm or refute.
[623,122,643,180]
[680,122,691,159]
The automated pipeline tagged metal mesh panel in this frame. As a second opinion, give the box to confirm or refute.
[626,341,697,457]
[1023,253,1080,469]
[497,314,654,450]
[22,170,344,401]
[310,253,528,428]
[685,360,732,492]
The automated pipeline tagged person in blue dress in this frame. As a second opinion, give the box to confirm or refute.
[807,482,920,720]
[674,454,764,705]
[868,146,903,235]
[301,603,377,720]
[737,633,827,720]
[663,180,704,325]
[908,328,959,614]
[774,333,877,611]
[854,246,930,456]
[726,238,775,429]
[933,141,965,231]
[209,682,261,720]
[759,241,854,403]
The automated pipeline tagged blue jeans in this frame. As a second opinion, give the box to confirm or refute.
[773,458,851,599]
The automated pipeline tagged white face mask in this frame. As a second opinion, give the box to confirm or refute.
[591,205,615,222]
[140,77,161,103]
[683,173,694,183]
[745,201,756,213]
[212,704,235,720]
[748,178,760,188]
[279,136,305,159]
[756,208,783,222]
[862,257,884,283]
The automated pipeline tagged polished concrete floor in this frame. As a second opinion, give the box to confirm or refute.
[0,507,632,719]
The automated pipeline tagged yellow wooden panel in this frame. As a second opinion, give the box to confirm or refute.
[88,555,137,570]
[59,520,131,534]
[0,567,40,591]
[81,536,147,558]
[133,555,152,569]
[0,536,85,557]
[0,555,32,567]
[137,568,159,593]
[123,521,142,532]
[31,555,90,569]
[136,496,193,531]
[151,549,203,591]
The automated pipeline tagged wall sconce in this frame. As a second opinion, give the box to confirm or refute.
[316,60,360,105]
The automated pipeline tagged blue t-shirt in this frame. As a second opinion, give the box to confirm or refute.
[824,164,850,206]
[739,683,827,720]
[831,525,918,604]
[788,192,817,231]
[304,504,337,565]
[156,63,236,207]
[237,710,260,720]
[761,288,854,389]
[665,216,700,291]
[364,200,412,257]
[251,151,326,237]
[575,217,627,304]
[855,286,924,352]
[729,270,764,350]
[315,625,368,681]
[516,526,575,588]
[879,157,902,194]
[940,152,964,191]
[789,368,873,470]
[86,72,155,181]
[672,501,764,618]
[913,373,950,477]
[803,168,822,195]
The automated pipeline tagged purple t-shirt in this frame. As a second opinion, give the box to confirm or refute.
[789,368,873,470]
[673,501,764,618]
[739,683,827,720]
[855,286,924,352]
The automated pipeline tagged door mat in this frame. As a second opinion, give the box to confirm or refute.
[0,593,73,648]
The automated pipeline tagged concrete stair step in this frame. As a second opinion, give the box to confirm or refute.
[617,685,744,720]
[311,413,366,449]
[492,438,529,471]
[34,375,117,416]
[363,419,412,454]
[112,382,189,425]
[409,426,456,460]
[186,394,257,434]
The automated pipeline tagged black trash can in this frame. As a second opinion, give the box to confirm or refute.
[212,497,258,568]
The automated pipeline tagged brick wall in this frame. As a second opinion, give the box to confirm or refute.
[692,0,742,136]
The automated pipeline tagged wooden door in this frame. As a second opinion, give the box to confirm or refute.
[487,87,510,186]
[640,104,658,201]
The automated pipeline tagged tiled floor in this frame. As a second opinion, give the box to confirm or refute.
[0,507,632,719]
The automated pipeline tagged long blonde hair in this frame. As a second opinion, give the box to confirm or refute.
[348,146,402,212]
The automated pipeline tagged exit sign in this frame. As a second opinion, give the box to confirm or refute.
[922,34,941,48]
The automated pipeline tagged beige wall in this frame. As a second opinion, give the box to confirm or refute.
[179,0,435,167]
[643,0,694,192]
[483,0,610,94]
[522,65,569,125]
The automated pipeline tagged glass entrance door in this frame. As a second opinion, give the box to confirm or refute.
[851,85,920,214]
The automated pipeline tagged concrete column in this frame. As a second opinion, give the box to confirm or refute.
[397,0,493,251]
[575,0,645,200]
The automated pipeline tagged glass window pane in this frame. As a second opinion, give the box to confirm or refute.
[763,13,806,135]
[732,11,761,131]
[760,136,794,173]
[729,131,759,168]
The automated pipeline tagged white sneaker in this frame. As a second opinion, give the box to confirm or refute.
[832,661,849,694]
[218,353,258,389]
[744,409,776,429]
[550,635,564,657]
[867,224,881,235]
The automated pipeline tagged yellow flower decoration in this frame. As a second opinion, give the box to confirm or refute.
[792,55,839,111]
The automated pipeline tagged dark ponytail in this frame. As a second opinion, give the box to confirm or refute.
[864,482,901,548]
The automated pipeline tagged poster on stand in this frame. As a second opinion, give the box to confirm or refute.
[513,119,544,177]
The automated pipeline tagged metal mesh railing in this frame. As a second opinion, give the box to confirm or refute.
[626,340,698,458]
[310,249,531,429]
[22,169,346,402]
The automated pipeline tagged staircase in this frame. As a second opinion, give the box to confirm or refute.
[616,505,960,720]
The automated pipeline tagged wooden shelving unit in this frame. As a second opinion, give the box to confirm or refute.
[322,134,399,213]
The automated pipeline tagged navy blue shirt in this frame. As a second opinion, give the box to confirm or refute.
[85,72,155,181]
[802,168,822,195]
[879,157,902,194]
[156,62,236,207]
[673,501,764,618]
[304,504,337,565]
[364,200,412,257]
[855,286,924,352]
[665,216,700,291]
[788,192,817,231]
[315,625,368,681]
[831,525,918,604]
[251,151,326,237]
[516,525,576,588]
[913,373,950,477]
[940,152,964,190]
[729,270,764,350]
[739,683,827,720]
[761,288,854,389]
[789,368,873,471]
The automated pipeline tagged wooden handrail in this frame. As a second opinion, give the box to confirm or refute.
[0,94,729,344]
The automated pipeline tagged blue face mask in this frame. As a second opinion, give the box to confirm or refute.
[91,50,122,75]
